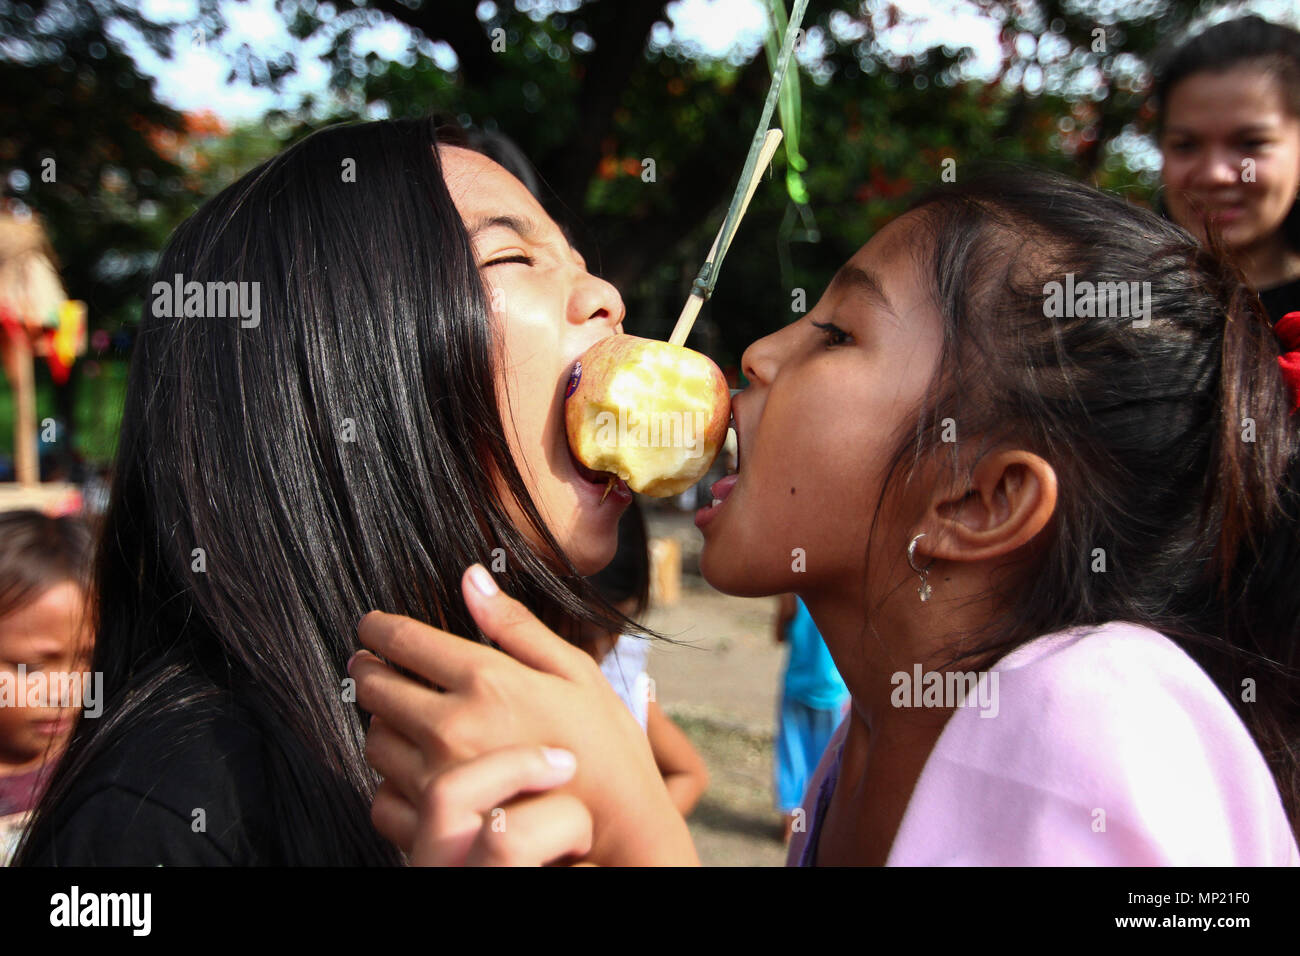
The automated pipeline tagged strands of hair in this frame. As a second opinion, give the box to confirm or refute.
[863,165,1300,836]
[16,117,645,866]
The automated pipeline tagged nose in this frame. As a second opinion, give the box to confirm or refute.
[570,270,625,332]
[1190,146,1241,188]
[741,325,785,388]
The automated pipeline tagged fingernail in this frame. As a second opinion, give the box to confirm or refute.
[346,651,360,674]
[542,747,576,771]
[467,564,499,597]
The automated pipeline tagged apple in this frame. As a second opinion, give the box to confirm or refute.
[565,334,730,497]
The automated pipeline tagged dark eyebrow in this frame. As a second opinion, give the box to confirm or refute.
[469,214,541,240]
[1165,123,1278,137]
[829,264,894,314]
[470,213,586,262]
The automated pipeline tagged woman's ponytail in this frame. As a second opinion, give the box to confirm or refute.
[1205,246,1295,591]
[1214,273,1300,831]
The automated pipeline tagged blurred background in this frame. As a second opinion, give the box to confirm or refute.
[4,0,1296,476]
[2,0,1296,862]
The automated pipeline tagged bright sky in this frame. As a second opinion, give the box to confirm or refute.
[116,0,1007,121]
[118,0,1298,130]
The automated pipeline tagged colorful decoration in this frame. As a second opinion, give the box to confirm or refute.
[0,212,87,486]
[41,300,86,385]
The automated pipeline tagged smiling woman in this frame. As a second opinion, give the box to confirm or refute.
[1154,15,1300,321]
[13,117,639,866]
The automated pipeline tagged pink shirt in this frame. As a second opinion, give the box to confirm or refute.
[787,621,1300,865]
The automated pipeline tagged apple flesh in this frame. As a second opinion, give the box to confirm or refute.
[565,335,730,497]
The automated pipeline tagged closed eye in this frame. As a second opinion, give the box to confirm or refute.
[483,254,535,268]
[811,319,852,347]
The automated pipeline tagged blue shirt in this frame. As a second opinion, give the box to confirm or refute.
[782,598,849,710]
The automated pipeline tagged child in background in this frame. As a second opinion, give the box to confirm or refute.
[0,511,93,865]
[773,593,849,844]
[576,500,709,817]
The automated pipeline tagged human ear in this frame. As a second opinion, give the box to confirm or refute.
[914,449,1058,565]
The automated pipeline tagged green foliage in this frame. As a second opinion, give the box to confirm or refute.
[765,0,809,205]
[2,0,1244,462]
[0,359,126,465]
[0,1,195,327]
[270,0,1221,371]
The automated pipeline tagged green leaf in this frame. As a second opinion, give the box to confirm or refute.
[764,0,807,205]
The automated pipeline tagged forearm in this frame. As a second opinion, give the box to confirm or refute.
[664,770,707,817]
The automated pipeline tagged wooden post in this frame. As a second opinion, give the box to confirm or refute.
[649,536,682,607]
[12,333,36,486]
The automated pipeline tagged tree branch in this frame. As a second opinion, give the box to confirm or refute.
[538,0,669,208]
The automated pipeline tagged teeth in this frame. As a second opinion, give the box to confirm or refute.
[711,497,722,507]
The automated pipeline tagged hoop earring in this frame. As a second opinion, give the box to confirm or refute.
[907,533,934,603]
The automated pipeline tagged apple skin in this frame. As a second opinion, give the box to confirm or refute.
[565,334,730,497]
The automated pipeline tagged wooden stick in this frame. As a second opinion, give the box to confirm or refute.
[668,128,784,348]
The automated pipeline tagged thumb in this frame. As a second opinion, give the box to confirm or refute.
[461,564,588,680]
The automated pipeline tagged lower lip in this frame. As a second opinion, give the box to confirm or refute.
[695,473,739,530]
[575,469,633,507]
[1209,206,1245,223]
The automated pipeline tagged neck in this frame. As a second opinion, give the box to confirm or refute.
[0,750,48,777]
[1235,233,1300,291]
[799,563,992,735]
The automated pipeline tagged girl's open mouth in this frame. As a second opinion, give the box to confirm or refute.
[696,409,740,529]
[567,442,632,504]
[560,361,632,505]
[694,473,737,529]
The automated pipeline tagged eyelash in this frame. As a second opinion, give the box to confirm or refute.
[811,320,851,347]
[483,254,534,268]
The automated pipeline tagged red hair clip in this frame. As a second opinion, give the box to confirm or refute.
[1279,312,1300,414]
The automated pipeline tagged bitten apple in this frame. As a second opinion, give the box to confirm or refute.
[565,335,730,497]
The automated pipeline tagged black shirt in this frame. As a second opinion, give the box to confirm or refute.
[1259,277,1300,325]
[21,701,275,866]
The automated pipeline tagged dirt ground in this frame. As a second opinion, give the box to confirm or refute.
[639,506,793,867]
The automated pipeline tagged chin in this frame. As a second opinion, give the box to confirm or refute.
[1225,224,1264,250]
[566,529,620,577]
[699,546,782,598]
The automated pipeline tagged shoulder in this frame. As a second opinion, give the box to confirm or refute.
[889,622,1299,865]
[989,621,1243,732]
[605,632,650,677]
[24,698,273,866]
[602,634,652,730]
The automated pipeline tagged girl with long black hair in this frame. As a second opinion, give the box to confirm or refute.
[15,117,672,865]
